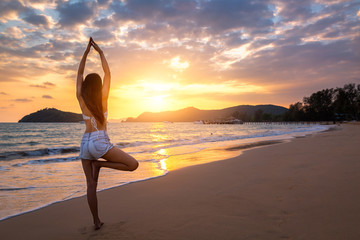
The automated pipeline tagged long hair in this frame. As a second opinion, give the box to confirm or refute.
[81,73,105,125]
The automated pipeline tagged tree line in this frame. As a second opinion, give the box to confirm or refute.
[284,83,360,122]
[231,109,284,122]
[231,83,360,122]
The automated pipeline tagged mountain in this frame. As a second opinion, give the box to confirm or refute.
[126,105,288,122]
[18,108,83,122]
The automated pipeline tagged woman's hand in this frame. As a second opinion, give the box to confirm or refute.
[85,37,92,54]
[89,37,111,100]
[90,37,103,54]
[77,37,92,100]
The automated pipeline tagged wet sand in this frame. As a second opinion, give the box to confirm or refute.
[1,123,360,240]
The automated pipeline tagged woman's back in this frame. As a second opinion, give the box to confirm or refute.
[80,104,108,133]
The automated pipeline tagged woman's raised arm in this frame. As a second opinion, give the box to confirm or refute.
[76,38,92,100]
[91,38,111,100]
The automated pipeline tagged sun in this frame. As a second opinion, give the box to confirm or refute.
[136,80,174,112]
[111,79,177,117]
[146,94,169,112]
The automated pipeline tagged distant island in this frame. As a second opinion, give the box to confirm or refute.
[18,108,83,123]
[126,105,288,122]
[18,105,288,123]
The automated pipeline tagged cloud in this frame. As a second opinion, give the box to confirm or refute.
[23,12,49,27]
[3,26,24,39]
[29,81,56,88]
[97,0,110,6]
[42,95,54,99]
[56,0,96,28]
[197,0,274,32]
[0,0,50,28]
[43,81,55,87]
[276,0,314,21]
[167,56,189,72]
[0,0,25,21]
[91,29,115,42]
[225,38,360,97]
[0,92,8,95]
[29,84,46,88]
[12,98,32,102]
[111,0,167,22]
[110,0,274,38]
[93,17,114,28]
[0,59,56,83]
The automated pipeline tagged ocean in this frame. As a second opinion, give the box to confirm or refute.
[0,122,331,220]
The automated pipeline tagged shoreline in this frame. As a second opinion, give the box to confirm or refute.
[0,134,287,222]
[1,123,359,239]
[0,124,329,221]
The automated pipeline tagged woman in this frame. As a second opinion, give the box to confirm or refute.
[76,38,139,230]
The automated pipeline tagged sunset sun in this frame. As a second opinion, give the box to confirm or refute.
[146,94,169,112]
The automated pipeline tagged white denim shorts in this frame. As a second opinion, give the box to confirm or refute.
[79,130,114,160]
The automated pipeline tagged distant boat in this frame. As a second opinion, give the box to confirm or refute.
[193,120,204,124]
[203,118,243,124]
[225,119,243,124]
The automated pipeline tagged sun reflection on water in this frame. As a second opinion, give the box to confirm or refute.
[150,122,169,143]
[155,149,168,171]
[160,159,167,171]
[157,148,167,156]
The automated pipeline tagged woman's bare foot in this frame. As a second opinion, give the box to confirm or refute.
[94,217,104,230]
[94,221,104,230]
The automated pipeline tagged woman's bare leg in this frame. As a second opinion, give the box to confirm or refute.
[81,159,103,230]
[84,148,137,229]
[94,147,139,171]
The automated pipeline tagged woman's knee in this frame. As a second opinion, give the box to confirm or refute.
[129,159,139,171]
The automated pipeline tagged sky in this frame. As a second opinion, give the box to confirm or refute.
[0,0,359,122]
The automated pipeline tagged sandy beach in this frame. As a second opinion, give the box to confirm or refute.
[1,123,360,240]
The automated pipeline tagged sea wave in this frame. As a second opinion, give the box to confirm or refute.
[0,146,80,161]
[0,186,36,191]
[0,166,9,171]
[0,134,43,140]
[12,156,80,167]
[115,139,182,148]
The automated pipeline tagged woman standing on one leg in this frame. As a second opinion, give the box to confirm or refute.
[76,38,139,230]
